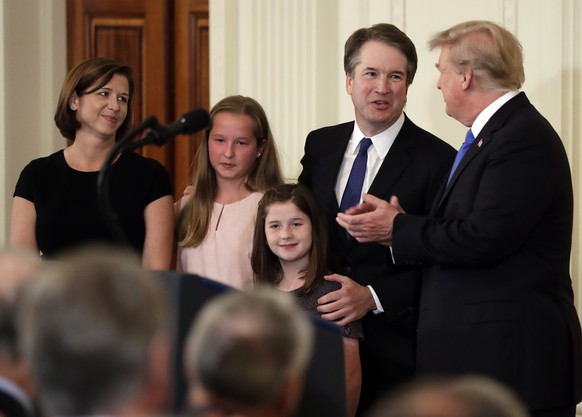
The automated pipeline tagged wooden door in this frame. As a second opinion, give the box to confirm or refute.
[173,0,209,196]
[66,0,209,197]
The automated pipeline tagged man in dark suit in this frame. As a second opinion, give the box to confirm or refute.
[337,21,582,417]
[298,23,455,415]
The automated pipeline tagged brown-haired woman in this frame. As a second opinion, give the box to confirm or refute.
[10,57,174,269]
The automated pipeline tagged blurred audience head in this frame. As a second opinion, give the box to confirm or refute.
[184,287,314,417]
[18,245,170,417]
[0,246,39,304]
[365,375,528,417]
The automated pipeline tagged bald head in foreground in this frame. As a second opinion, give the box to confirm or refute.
[185,288,314,417]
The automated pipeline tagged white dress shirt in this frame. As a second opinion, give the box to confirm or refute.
[335,113,405,313]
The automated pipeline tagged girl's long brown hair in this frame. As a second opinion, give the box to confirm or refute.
[251,184,335,295]
[177,95,283,247]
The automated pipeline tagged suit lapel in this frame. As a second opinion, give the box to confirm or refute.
[444,132,491,186]
[320,123,353,213]
[318,124,354,248]
[368,116,415,198]
[434,130,494,212]
[434,92,530,212]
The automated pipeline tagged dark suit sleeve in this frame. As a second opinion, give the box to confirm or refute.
[392,108,572,268]
[370,140,455,315]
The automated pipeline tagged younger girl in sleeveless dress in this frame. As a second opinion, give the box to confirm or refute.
[252,183,362,417]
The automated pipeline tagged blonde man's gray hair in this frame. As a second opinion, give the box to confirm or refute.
[185,287,314,406]
[428,20,525,91]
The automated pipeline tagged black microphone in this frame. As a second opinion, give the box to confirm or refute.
[139,108,210,146]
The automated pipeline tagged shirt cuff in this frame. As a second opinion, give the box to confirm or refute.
[367,285,384,314]
[389,245,396,264]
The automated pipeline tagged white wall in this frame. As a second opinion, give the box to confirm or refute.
[0,0,66,241]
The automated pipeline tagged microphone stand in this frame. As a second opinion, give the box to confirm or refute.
[97,115,160,246]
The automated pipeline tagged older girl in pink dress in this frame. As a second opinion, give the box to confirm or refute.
[175,96,283,288]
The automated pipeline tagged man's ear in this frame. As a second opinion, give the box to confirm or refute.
[346,74,354,95]
[461,68,474,90]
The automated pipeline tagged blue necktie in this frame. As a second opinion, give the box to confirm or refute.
[447,129,475,184]
[340,138,373,212]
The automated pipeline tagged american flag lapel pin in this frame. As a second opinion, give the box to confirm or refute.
[477,139,483,147]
